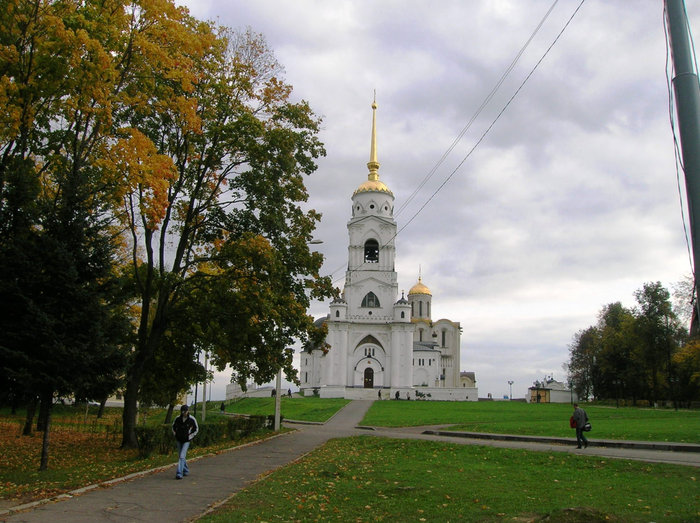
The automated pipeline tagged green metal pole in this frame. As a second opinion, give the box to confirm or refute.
[666,0,700,334]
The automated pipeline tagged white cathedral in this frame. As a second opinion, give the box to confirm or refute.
[299,101,478,401]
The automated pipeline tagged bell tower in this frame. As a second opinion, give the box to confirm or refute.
[344,99,398,319]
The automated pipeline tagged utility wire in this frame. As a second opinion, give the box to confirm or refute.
[396,0,560,218]
[329,0,586,287]
[396,0,586,239]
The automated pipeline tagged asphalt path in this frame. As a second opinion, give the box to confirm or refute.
[2,400,699,522]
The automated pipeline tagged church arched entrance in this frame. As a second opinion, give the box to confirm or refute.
[364,367,374,388]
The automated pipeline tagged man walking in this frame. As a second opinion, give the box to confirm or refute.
[572,403,588,449]
[172,404,198,479]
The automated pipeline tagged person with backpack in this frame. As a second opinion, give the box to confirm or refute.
[172,404,199,479]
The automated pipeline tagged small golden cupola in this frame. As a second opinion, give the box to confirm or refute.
[408,275,432,296]
[354,98,393,196]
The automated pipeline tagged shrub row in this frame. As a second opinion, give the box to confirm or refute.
[134,415,276,457]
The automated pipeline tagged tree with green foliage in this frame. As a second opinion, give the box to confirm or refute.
[0,0,135,469]
[566,282,687,405]
[596,302,642,402]
[673,338,700,405]
[633,281,686,404]
[566,326,599,401]
[1,0,333,455]
[113,21,334,447]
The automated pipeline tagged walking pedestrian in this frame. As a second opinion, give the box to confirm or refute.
[172,405,199,479]
[571,403,588,449]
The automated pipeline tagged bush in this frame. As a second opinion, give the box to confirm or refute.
[136,416,273,458]
[192,422,227,448]
[135,425,172,458]
[225,415,273,440]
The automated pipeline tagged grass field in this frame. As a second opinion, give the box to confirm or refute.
[361,401,700,443]
[225,398,700,443]
[200,436,700,522]
[2,399,699,517]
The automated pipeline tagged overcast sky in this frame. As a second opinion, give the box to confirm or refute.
[178,0,700,402]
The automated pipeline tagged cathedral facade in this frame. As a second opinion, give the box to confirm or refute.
[299,102,477,401]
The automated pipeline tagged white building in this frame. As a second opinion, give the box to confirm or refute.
[299,101,477,401]
[528,377,578,404]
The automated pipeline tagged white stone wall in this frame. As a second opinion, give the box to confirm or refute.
[412,348,440,387]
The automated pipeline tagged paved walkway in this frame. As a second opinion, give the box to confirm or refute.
[3,401,700,522]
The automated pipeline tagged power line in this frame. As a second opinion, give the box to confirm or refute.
[396,0,561,218]
[397,0,586,239]
[330,0,587,287]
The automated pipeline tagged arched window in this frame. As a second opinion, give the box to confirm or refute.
[401,311,405,318]
[364,239,379,263]
[361,291,380,308]
[419,301,423,316]
[335,310,340,318]
[427,302,430,317]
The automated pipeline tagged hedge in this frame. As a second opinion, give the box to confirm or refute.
[135,414,275,458]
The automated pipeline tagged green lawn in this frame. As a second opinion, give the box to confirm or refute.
[200,436,700,522]
[3,399,699,511]
[225,397,350,423]
[361,401,700,443]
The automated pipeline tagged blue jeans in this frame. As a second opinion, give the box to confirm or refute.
[176,440,190,477]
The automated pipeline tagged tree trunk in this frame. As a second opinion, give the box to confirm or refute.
[164,402,175,425]
[23,396,37,436]
[38,392,52,471]
[121,376,140,448]
[97,397,107,419]
[121,300,169,448]
[36,395,49,432]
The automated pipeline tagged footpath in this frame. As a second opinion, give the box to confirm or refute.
[3,400,700,522]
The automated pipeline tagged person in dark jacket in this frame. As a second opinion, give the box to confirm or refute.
[172,404,198,479]
[572,403,588,449]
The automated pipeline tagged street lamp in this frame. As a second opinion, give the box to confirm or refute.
[507,380,514,401]
[274,365,282,431]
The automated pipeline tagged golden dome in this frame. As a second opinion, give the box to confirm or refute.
[408,276,431,296]
[354,178,393,196]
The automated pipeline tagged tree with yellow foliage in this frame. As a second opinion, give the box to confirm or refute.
[1,0,333,458]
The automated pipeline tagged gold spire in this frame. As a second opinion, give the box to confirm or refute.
[353,94,393,197]
[367,93,380,181]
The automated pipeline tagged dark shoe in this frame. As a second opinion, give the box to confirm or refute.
[576,446,582,449]
[183,472,189,477]
[584,442,588,448]
[175,475,182,480]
